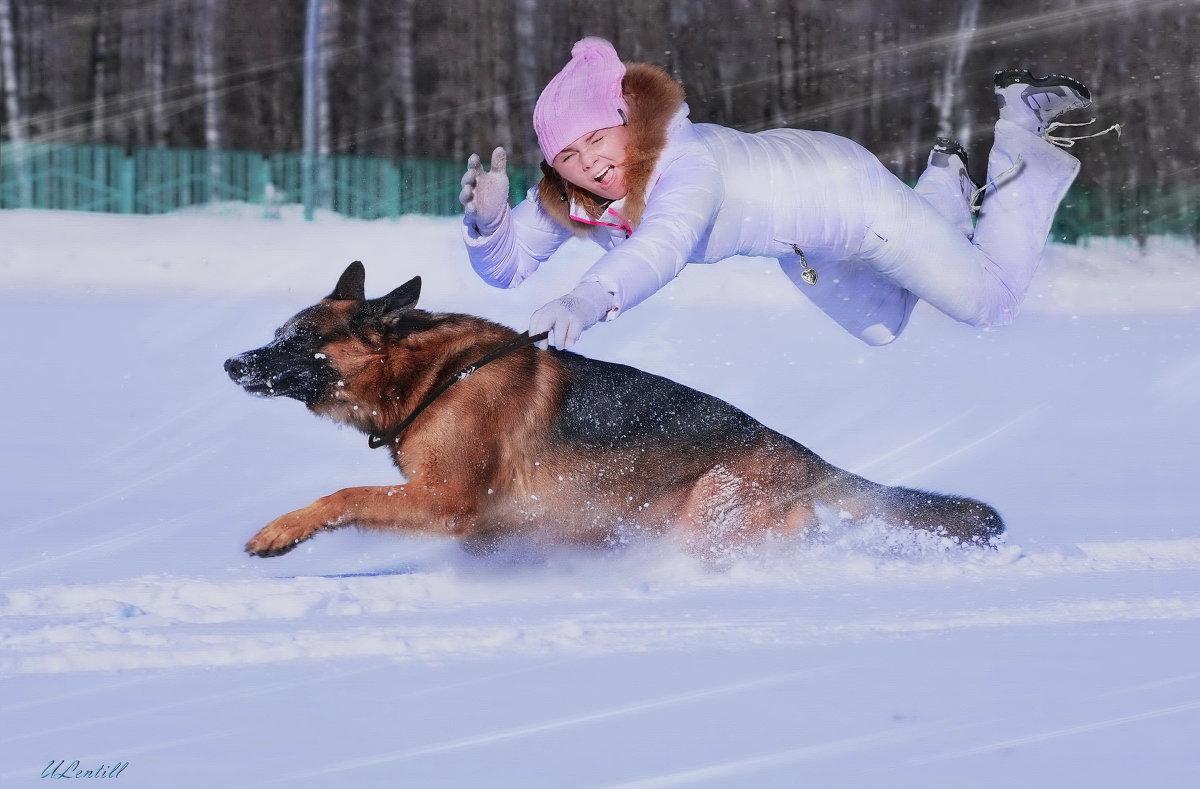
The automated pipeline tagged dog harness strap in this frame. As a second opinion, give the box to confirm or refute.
[367,330,552,450]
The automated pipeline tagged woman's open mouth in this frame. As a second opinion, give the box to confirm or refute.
[593,164,615,186]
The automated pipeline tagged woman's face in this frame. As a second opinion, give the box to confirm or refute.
[552,124,630,201]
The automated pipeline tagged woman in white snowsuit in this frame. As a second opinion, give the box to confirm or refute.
[460,38,1107,348]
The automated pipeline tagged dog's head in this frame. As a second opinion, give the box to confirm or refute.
[223,262,425,409]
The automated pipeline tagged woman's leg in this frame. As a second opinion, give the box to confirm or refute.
[970,119,1080,305]
[913,139,976,239]
[858,181,1005,327]
[858,75,1086,328]
[786,138,978,344]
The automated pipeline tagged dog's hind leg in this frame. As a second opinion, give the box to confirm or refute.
[670,464,804,562]
[245,483,478,557]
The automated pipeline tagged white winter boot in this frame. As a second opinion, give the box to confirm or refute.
[994,69,1121,149]
[994,70,1092,137]
[914,137,978,238]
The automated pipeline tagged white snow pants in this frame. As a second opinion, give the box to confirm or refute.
[783,119,1080,344]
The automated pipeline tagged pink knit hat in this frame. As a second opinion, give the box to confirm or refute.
[533,37,630,164]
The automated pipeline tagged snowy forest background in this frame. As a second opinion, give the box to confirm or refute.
[0,0,1195,215]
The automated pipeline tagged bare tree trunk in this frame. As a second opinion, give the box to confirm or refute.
[14,0,34,135]
[318,0,337,159]
[513,0,539,163]
[148,3,168,147]
[394,0,416,157]
[447,7,469,163]
[318,0,338,207]
[0,0,22,142]
[35,1,59,139]
[0,0,29,205]
[935,0,980,144]
[90,5,107,142]
[772,0,794,129]
[116,5,145,146]
[716,57,734,123]
[351,0,370,155]
[166,1,190,148]
[195,0,222,199]
[303,0,320,219]
[489,3,513,156]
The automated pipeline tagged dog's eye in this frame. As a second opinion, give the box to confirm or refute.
[272,325,321,347]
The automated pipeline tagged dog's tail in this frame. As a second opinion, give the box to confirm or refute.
[815,470,1005,545]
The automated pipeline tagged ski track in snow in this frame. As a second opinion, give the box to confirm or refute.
[4,538,1200,676]
[599,728,932,789]
[242,671,823,786]
[911,698,1200,764]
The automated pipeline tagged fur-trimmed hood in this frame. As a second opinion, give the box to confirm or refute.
[537,62,686,236]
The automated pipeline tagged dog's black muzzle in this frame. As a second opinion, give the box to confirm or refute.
[223,353,256,385]
[224,348,336,407]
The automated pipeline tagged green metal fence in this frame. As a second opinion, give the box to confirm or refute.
[1050,182,1200,243]
[0,141,532,220]
[0,140,1195,242]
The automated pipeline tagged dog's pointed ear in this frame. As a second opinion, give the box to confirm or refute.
[376,276,422,327]
[328,261,366,301]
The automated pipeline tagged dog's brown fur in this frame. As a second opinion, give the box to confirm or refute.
[225,263,1003,559]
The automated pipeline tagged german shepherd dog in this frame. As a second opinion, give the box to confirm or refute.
[224,262,1003,559]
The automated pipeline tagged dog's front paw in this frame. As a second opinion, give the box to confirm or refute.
[245,513,321,558]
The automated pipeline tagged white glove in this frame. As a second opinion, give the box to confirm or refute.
[459,147,509,235]
[529,281,615,349]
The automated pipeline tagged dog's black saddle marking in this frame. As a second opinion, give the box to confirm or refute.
[552,351,761,451]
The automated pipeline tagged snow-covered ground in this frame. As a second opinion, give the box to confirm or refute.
[2,207,1198,787]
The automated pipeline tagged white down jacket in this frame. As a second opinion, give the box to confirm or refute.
[462,101,928,345]
[463,53,1082,346]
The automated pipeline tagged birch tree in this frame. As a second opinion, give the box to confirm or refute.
[0,0,22,143]
[488,0,513,155]
[0,0,27,205]
[934,0,980,145]
[317,0,338,206]
[90,4,108,143]
[391,0,416,158]
[513,0,539,162]
[147,2,168,147]
[194,0,222,199]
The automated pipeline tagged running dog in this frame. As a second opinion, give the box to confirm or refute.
[224,262,1003,558]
